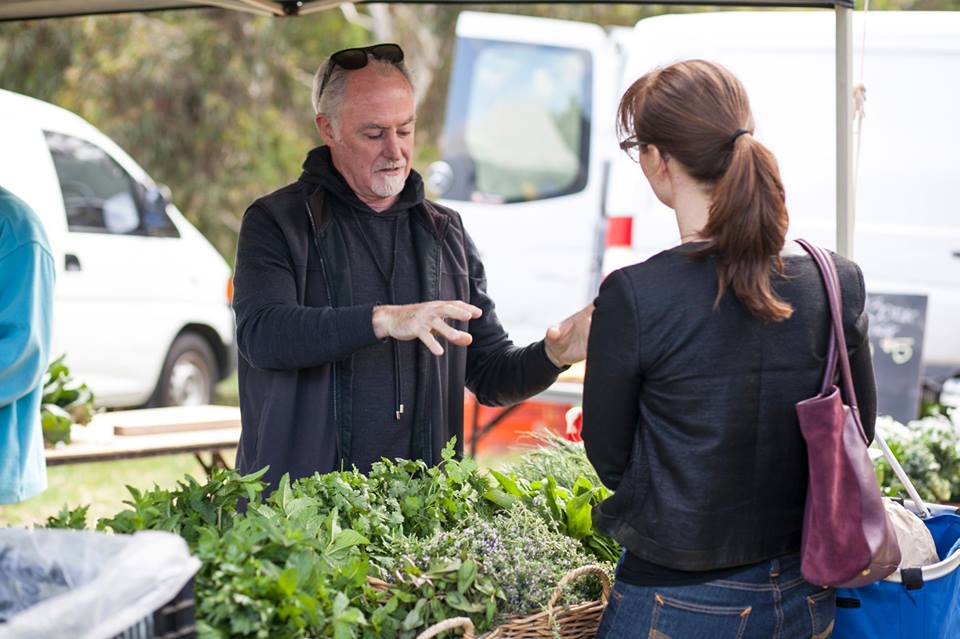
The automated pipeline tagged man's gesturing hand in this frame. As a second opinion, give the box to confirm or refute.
[544,303,594,368]
[372,301,482,356]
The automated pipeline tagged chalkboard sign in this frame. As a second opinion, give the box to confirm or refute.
[865,293,928,423]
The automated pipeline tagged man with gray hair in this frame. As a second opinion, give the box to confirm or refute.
[232,43,592,491]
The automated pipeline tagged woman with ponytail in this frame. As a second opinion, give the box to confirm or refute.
[582,60,877,637]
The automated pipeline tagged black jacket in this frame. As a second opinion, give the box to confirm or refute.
[232,147,562,490]
[582,243,877,571]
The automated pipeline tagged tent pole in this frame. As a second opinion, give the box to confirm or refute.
[836,6,854,258]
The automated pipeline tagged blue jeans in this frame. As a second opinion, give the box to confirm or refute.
[597,554,835,639]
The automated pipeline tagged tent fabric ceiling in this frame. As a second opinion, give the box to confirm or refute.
[0,0,853,22]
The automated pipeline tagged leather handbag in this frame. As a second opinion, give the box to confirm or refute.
[795,239,901,588]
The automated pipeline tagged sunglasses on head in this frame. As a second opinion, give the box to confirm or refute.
[317,43,405,102]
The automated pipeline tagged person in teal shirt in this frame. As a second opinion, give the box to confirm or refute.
[0,186,55,504]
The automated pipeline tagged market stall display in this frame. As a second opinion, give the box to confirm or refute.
[20,437,617,638]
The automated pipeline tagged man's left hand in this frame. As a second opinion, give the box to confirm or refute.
[544,303,594,368]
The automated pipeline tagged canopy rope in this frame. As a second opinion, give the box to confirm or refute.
[852,0,870,192]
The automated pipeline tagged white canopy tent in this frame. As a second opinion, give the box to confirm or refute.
[0,0,859,258]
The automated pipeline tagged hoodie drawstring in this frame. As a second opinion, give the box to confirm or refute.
[349,208,404,422]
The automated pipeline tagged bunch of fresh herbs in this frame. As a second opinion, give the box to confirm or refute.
[485,436,621,563]
[192,505,371,639]
[289,443,493,558]
[96,466,268,544]
[395,504,607,622]
[508,433,602,489]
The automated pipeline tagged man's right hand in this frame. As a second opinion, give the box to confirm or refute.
[372,301,482,356]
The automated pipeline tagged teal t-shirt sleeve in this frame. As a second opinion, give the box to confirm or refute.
[0,242,55,405]
[0,239,54,503]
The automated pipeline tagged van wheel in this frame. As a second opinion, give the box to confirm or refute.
[153,333,218,407]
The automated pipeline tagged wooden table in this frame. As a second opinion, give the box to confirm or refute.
[44,405,241,476]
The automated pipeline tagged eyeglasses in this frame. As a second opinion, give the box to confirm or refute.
[316,43,405,103]
[619,136,646,163]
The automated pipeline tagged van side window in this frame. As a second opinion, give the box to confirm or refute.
[43,131,179,238]
[440,39,592,204]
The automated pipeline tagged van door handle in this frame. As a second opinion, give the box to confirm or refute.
[953,250,960,259]
[65,254,82,272]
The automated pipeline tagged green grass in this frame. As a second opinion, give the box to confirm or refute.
[0,454,212,528]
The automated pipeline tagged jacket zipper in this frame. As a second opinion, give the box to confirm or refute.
[427,215,450,462]
[305,197,342,465]
[435,215,451,293]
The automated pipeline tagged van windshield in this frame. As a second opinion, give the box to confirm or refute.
[440,38,592,203]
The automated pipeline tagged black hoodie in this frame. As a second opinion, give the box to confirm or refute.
[304,147,421,472]
[233,145,564,491]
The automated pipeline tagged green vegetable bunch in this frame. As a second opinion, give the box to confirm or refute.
[289,443,494,561]
[44,503,90,530]
[97,466,268,544]
[193,501,373,639]
[40,354,95,446]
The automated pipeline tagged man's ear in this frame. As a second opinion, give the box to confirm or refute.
[316,114,337,145]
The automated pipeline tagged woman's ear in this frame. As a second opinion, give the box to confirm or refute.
[640,144,675,208]
[648,144,670,174]
[639,145,671,187]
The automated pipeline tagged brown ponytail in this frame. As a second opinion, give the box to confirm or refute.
[618,60,792,322]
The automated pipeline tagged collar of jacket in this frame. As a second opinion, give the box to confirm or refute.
[299,145,447,239]
[305,184,449,242]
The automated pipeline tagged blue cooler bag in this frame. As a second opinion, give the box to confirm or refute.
[834,502,960,637]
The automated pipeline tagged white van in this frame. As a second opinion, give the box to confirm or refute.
[0,89,235,408]
[431,10,960,388]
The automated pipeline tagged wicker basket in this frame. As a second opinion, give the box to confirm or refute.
[415,565,611,639]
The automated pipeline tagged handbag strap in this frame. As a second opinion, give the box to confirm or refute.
[796,240,932,517]
[795,239,869,446]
